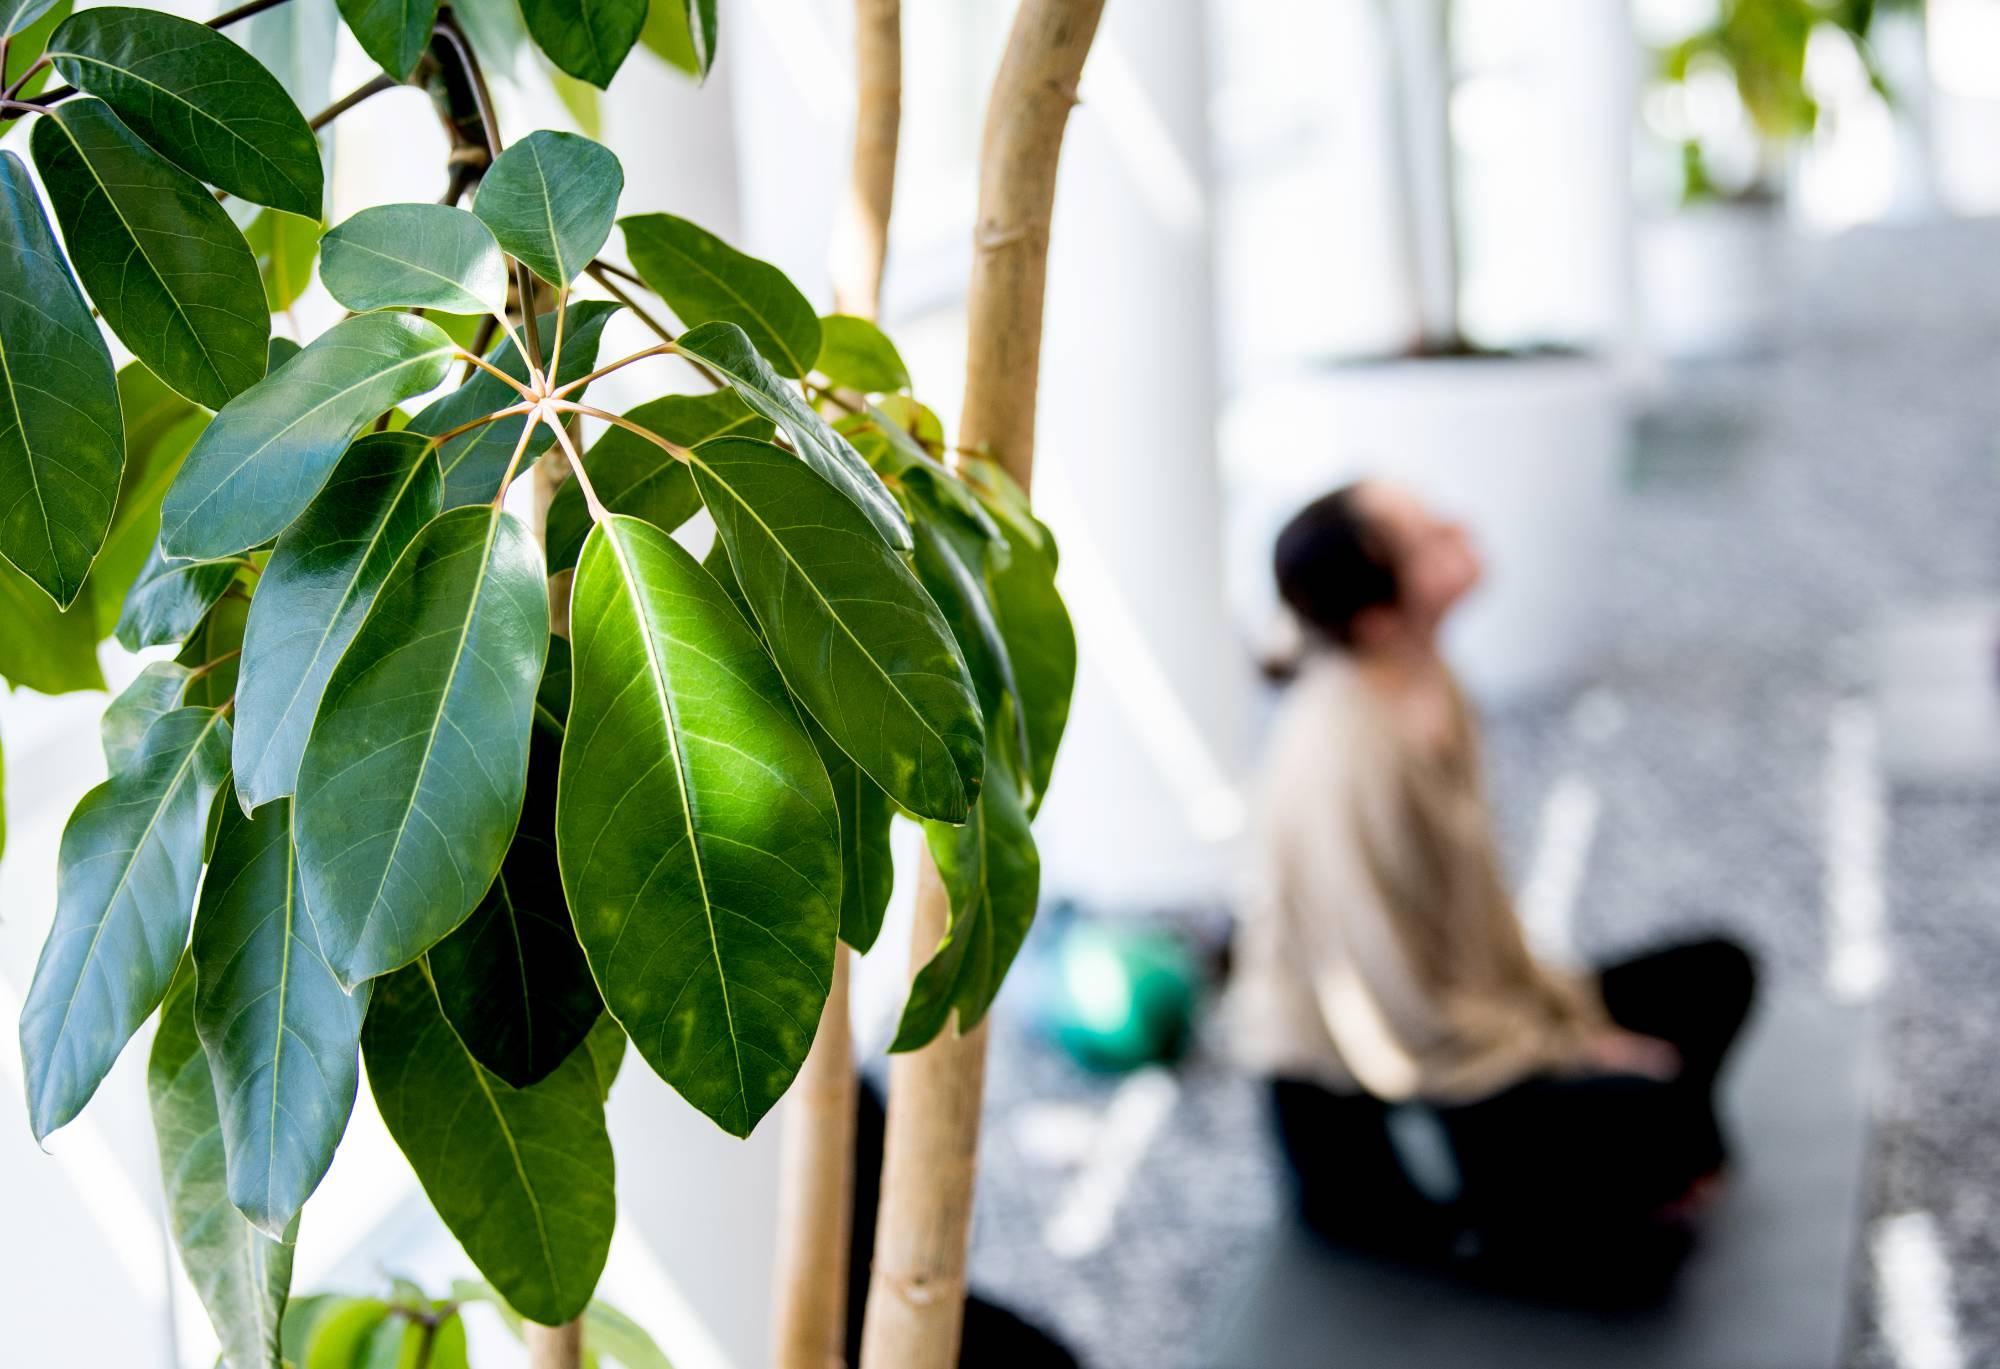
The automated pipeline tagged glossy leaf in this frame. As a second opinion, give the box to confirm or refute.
[544,390,767,571]
[192,799,367,1236]
[244,210,320,313]
[364,965,615,1326]
[48,7,323,217]
[676,321,909,549]
[559,514,839,1136]
[297,507,548,989]
[816,314,909,393]
[983,509,1073,810]
[891,759,1039,1051]
[846,403,1004,549]
[151,960,296,1369]
[582,1011,625,1101]
[231,432,441,812]
[472,131,622,287]
[1,0,58,37]
[0,150,123,610]
[102,661,193,772]
[409,301,618,507]
[21,707,231,1140]
[813,716,894,954]
[681,0,716,75]
[32,98,268,409]
[521,0,647,88]
[337,0,441,78]
[0,559,101,692]
[114,543,239,650]
[691,435,981,823]
[428,649,601,1088]
[320,204,509,316]
[707,538,895,953]
[909,507,1028,780]
[622,214,819,377]
[86,362,210,634]
[160,312,455,560]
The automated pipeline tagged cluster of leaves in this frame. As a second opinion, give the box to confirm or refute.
[1654,0,1891,201]
[280,1276,670,1367]
[4,1,1074,1363]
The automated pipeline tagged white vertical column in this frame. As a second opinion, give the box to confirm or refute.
[1030,0,1252,909]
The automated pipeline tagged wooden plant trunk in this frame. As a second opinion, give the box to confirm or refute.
[771,6,902,1368]
[857,3,1105,1367]
[527,448,582,1369]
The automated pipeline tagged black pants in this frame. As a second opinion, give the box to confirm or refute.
[1271,937,1757,1301]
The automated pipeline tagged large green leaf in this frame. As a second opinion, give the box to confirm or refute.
[364,964,615,1326]
[815,314,909,394]
[0,150,123,610]
[544,390,767,571]
[472,131,622,287]
[559,514,839,1136]
[909,506,1028,782]
[409,301,618,507]
[621,214,819,377]
[244,209,321,314]
[706,539,895,954]
[191,799,367,1237]
[48,7,323,218]
[296,506,548,989]
[428,647,601,1089]
[20,706,231,1140]
[0,558,101,692]
[231,432,441,812]
[1,0,59,37]
[675,321,909,550]
[114,543,239,650]
[521,0,647,88]
[812,716,894,954]
[336,0,441,78]
[159,312,455,560]
[101,660,194,772]
[982,508,1073,811]
[320,203,509,316]
[690,435,981,823]
[86,361,210,635]
[581,1010,626,1101]
[891,759,1039,1051]
[151,960,296,1369]
[32,98,268,410]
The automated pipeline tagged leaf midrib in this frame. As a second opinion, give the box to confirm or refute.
[641,223,806,376]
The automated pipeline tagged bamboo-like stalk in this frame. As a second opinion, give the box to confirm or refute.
[770,6,902,1366]
[857,4,1104,1367]
[526,443,581,1369]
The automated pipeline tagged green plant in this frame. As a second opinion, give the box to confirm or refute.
[3,2,1074,1362]
[280,1275,673,1368]
[1655,0,1892,203]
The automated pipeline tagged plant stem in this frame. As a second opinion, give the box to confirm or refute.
[547,400,690,463]
[542,404,608,521]
[548,342,675,401]
[425,399,534,451]
[583,262,675,343]
[455,348,538,401]
[184,648,242,682]
[2,55,45,102]
[309,73,399,133]
[489,407,547,507]
[859,5,1104,1368]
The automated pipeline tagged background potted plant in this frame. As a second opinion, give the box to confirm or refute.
[1638,0,1896,359]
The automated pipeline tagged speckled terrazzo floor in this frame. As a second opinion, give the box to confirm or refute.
[956,220,2000,1369]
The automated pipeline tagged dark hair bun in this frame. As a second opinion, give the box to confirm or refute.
[1273,484,1398,649]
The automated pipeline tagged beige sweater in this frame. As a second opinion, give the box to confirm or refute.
[1231,652,1605,1103]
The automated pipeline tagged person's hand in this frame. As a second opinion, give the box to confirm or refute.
[1586,1030,1681,1081]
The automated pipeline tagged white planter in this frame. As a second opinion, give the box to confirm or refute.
[1222,355,1629,703]
[1639,202,1787,361]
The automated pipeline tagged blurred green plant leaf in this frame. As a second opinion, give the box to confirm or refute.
[244,210,322,314]
[816,314,909,394]
[101,661,194,772]
[114,543,240,651]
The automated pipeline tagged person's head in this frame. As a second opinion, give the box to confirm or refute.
[1272,480,1481,655]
